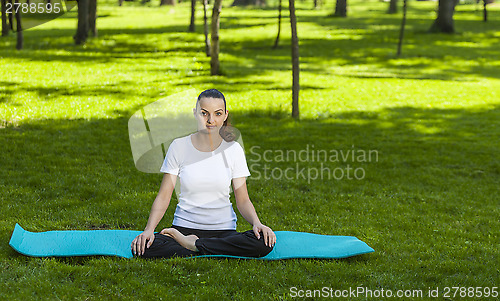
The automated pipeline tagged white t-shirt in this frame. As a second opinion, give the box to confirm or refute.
[160,134,251,230]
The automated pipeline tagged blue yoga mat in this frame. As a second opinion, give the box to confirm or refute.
[9,223,374,259]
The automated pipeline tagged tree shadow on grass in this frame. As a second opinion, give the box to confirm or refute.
[1,9,498,80]
[1,105,498,264]
[0,77,186,105]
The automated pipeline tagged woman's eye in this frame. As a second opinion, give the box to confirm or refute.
[216,112,221,116]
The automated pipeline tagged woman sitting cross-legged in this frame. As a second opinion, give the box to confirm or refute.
[131,89,276,258]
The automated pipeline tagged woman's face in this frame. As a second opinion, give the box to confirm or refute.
[194,97,228,134]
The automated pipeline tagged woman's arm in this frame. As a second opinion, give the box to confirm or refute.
[143,173,177,232]
[131,173,177,256]
[233,177,276,247]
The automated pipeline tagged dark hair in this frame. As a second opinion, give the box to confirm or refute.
[197,89,238,142]
[197,89,226,111]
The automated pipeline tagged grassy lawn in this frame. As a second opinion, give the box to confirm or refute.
[1,0,499,299]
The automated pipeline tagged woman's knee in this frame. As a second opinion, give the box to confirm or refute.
[139,233,175,257]
[243,230,274,257]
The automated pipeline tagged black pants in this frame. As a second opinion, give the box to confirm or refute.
[140,225,273,259]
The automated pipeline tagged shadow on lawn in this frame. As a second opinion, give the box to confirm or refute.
[1,104,498,264]
[0,8,498,80]
[1,104,498,225]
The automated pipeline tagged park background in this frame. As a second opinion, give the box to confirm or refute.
[1,0,499,299]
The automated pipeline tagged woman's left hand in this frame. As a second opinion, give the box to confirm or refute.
[253,223,276,248]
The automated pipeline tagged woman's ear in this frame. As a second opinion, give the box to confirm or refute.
[224,110,229,122]
[193,108,196,117]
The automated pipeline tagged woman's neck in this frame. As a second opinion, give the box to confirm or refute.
[192,131,223,152]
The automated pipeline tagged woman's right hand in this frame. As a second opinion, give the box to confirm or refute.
[131,230,155,256]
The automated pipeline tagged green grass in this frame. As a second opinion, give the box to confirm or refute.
[1,0,499,299]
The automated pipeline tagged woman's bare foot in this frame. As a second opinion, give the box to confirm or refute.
[160,228,199,252]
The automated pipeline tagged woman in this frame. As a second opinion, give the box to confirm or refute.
[131,89,276,258]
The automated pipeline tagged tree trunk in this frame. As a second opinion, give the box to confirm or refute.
[483,0,488,22]
[231,0,265,6]
[14,0,22,49]
[396,0,407,56]
[203,0,210,56]
[388,0,397,14]
[74,0,89,44]
[89,0,97,37]
[118,0,124,6]
[1,0,9,36]
[160,0,176,6]
[429,0,456,33]
[273,0,282,49]
[211,0,223,75]
[334,0,347,17]
[189,0,196,32]
[8,0,13,30]
[289,0,299,119]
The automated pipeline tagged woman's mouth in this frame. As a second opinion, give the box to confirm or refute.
[207,125,217,129]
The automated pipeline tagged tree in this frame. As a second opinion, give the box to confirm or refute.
[289,0,299,119]
[160,0,176,5]
[334,0,347,17]
[273,0,282,49]
[74,0,90,44]
[1,0,9,36]
[74,0,97,45]
[388,0,397,14]
[231,0,266,6]
[8,0,13,31]
[89,0,97,37]
[189,0,196,32]
[203,0,210,56]
[397,0,407,56]
[210,0,223,75]
[429,0,457,33]
[14,0,22,49]
[314,0,321,9]
[482,0,488,22]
